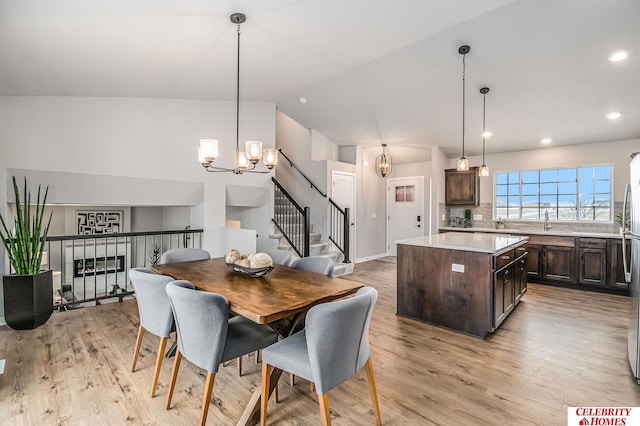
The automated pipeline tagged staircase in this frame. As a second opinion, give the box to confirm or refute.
[271,191,354,277]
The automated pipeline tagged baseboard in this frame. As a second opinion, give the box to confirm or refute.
[0,316,5,327]
[355,253,389,264]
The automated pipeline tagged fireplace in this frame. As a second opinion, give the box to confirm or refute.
[74,255,125,278]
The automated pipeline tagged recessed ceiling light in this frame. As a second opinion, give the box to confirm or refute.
[606,111,622,120]
[541,138,552,144]
[482,131,493,138]
[608,50,628,62]
[298,97,308,105]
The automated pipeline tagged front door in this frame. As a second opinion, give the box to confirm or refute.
[331,171,356,262]
[387,177,424,256]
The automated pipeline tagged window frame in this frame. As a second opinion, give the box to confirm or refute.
[493,164,613,223]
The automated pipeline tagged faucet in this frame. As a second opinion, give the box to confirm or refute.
[543,210,550,231]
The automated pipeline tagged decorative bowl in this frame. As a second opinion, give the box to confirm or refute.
[225,262,274,278]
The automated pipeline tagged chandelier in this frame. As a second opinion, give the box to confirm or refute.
[198,13,277,174]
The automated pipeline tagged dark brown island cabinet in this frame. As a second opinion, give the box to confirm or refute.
[396,232,528,339]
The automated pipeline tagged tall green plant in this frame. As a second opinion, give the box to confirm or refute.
[0,176,52,275]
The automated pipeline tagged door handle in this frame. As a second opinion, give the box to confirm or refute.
[622,183,631,283]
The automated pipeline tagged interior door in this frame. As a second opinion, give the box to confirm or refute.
[387,177,424,256]
[331,171,356,262]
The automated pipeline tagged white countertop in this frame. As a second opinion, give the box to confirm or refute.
[438,226,622,239]
[396,232,528,254]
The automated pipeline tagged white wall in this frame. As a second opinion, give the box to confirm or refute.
[354,148,387,261]
[275,111,329,237]
[0,96,276,321]
[447,139,638,203]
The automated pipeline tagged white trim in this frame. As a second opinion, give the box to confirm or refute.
[330,170,357,263]
[0,316,5,327]
[355,253,389,263]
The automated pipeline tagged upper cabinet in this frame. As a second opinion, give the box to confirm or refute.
[445,167,479,206]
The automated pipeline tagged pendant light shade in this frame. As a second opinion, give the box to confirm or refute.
[456,45,471,172]
[375,144,393,177]
[198,13,277,174]
[478,86,490,177]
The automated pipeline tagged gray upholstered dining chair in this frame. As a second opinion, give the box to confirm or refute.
[264,249,293,266]
[128,267,176,397]
[290,256,334,276]
[165,281,278,426]
[260,287,381,426]
[158,248,210,265]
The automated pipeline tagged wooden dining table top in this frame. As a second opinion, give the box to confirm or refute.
[152,257,362,325]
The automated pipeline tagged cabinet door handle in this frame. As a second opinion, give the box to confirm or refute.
[501,255,511,260]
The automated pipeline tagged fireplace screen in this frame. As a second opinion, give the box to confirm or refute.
[74,255,125,277]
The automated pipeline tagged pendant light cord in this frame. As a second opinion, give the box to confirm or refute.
[462,52,466,158]
[235,22,241,169]
[482,91,486,164]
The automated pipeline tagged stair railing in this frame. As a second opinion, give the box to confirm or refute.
[328,199,350,263]
[272,177,310,258]
[278,149,327,198]
[275,149,351,263]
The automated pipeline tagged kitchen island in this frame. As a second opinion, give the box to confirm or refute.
[397,232,528,338]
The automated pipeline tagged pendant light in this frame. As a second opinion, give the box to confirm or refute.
[456,45,470,171]
[375,144,393,177]
[198,13,278,174]
[478,87,490,177]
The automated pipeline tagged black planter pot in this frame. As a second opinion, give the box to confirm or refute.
[3,270,53,330]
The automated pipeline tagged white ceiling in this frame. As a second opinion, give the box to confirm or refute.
[1,0,638,164]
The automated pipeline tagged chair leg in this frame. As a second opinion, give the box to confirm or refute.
[200,372,216,426]
[151,337,168,397]
[255,349,261,363]
[260,363,271,426]
[237,356,243,377]
[131,325,145,372]
[365,358,382,426]
[310,381,315,393]
[166,350,183,410]
[318,393,331,426]
[289,373,295,387]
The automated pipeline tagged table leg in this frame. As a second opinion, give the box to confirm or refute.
[237,367,283,426]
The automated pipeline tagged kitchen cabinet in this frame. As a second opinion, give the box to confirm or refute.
[610,239,631,290]
[527,235,576,284]
[397,233,528,338]
[577,238,607,287]
[514,246,528,302]
[494,249,516,328]
[445,167,479,206]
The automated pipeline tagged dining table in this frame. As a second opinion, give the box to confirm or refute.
[152,256,363,426]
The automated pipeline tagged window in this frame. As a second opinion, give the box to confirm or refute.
[494,165,612,221]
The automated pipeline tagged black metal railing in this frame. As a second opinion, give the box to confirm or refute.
[278,149,327,198]
[329,199,350,263]
[272,177,310,258]
[17,228,204,309]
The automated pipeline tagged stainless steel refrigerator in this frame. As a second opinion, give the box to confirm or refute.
[625,152,640,382]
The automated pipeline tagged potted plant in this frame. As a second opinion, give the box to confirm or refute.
[0,176,53,330]
[615,211,631,234]
[495,217,506,229]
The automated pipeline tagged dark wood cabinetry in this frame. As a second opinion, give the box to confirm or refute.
[577,238,607,287]
[493,249,517,328]
[527,235,575,284]
[610,239,631,290]
[445,167,479,206]
[514,246,528,302]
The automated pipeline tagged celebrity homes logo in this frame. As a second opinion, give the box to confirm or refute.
[568,407,639,425]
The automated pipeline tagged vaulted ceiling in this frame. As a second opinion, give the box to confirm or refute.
[2,0,638,163]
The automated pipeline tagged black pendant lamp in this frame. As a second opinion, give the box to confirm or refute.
[478,87,490,177]
[456,45,470,171]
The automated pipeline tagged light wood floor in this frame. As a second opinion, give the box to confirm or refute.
[1,258,639,425]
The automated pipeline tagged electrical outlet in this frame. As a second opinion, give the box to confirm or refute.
[371,212,376,219]
[473,214,482,221]
[441,214,446,220]
[451,263,465,273]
